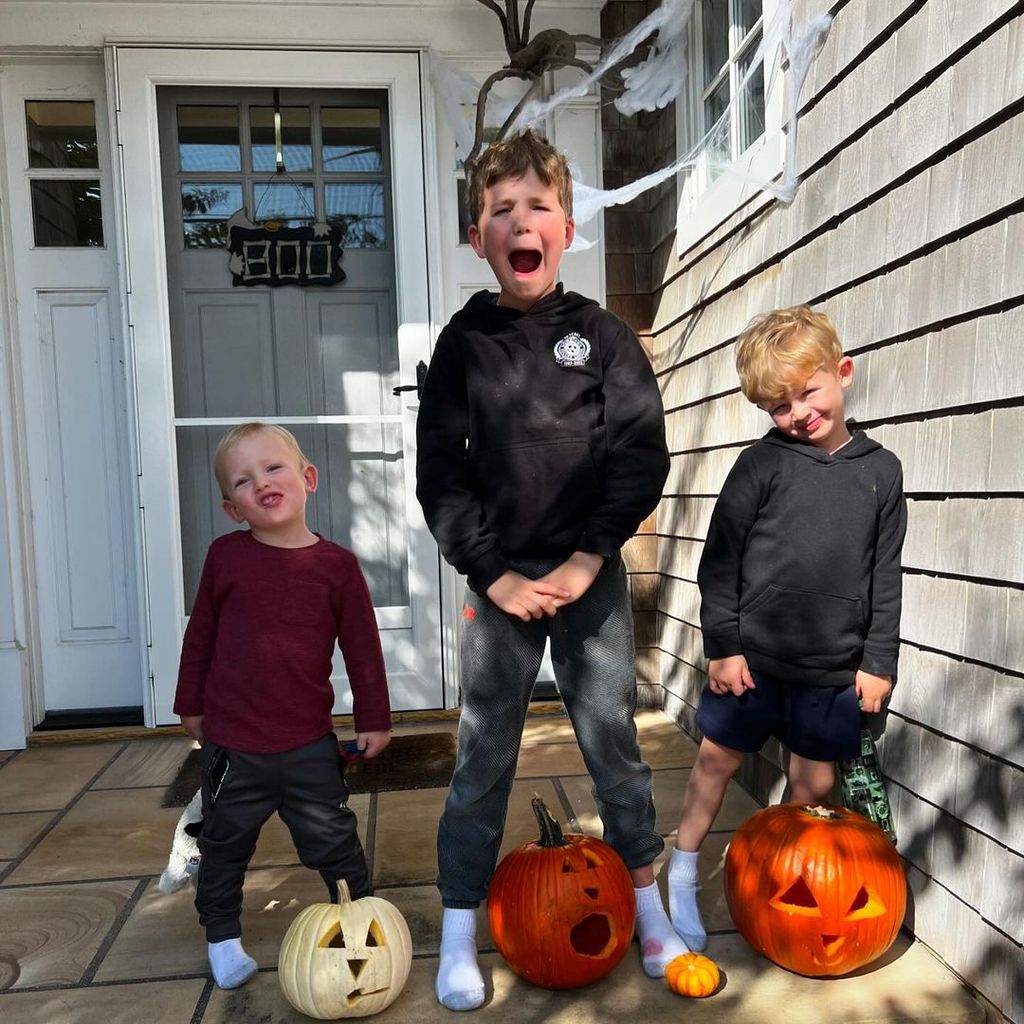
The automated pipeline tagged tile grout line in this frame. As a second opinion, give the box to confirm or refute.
[0,742,129,886]
[189,977,215,1024]
[80,877,151,986]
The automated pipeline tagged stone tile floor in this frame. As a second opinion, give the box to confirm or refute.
[0,709,983,1023]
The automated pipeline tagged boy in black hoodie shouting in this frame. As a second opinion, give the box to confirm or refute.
[416,130,681,1009]
[667,306,906,953]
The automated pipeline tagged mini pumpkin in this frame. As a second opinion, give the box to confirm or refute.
[665,952,720,997]
[278,881,412,1018]
[724,804,906,977]
[487,797,636,990]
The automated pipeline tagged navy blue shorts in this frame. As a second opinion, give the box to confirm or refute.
[695,672,861,762]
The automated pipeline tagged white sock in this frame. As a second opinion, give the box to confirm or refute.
[208,937,257,990]
[436,908,485,1011]
[635,882,689,978]
[668,848,707,952]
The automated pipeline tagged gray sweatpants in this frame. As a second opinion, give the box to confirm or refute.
[437,553,662,908]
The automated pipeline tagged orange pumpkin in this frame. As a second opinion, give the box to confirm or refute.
[665,953,720,997]
[724,804,906,977]
[487,798,635,990]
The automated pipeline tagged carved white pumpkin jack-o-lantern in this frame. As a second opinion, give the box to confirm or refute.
[278,881,412,1018]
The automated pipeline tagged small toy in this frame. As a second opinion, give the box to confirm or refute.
[158,788,203,894]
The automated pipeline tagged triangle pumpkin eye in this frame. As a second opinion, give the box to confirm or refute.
[770,876,823,917]
[846,885,887,920]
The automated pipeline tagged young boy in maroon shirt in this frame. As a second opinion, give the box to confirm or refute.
[173,422,391,990]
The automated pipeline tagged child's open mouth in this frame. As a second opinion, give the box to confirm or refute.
[509,249,542,274]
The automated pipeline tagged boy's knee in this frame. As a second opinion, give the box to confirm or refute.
[697,739,745,776]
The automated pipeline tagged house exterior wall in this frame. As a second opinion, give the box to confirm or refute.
[647,0,1023,1020]
[0,0,607,746]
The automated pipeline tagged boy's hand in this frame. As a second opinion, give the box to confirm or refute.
[855,670,892,713]
[486,571,570,621]
[708,656,755,696]
[539,551,604,609]
[180,714,204,744]
[356,730,391,759]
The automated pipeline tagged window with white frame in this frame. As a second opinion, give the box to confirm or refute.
[677,0,783,254]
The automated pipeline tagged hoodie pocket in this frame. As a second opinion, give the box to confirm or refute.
[471,437,599,551]
[740,584,864,668]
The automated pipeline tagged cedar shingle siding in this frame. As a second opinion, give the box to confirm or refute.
[603,1,1024,1019]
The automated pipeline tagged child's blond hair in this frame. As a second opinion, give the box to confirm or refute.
[465,129,573,225]
[213,422,310,498]
[735,306,843,404]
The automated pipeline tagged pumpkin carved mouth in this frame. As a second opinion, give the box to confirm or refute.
[569,913,614,958]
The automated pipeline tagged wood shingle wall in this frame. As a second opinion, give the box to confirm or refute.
[646,0,1024,1019]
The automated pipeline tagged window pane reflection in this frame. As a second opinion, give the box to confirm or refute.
[26,101,98,169]
[322,108,382,172]
[253,182,316,227]
[181,182,243,248]
[31,180,103,246]
[702,0,730,84]
[177,106,241,172]
[736,0,763,42]
[251,106,312,172]
[325,183,385,248]
[737,34,765,153]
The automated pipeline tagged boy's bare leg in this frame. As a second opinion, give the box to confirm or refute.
[669,738,745,950]
[787,753,835,804]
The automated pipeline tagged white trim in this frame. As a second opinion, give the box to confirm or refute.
[676,0,785,257]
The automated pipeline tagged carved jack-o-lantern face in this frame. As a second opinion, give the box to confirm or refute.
[278,883,412,1018]
[725,804,906,977]
[487,799,636,990]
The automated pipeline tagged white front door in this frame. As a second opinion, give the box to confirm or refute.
[113,49,441,725]
[0,60,144,717]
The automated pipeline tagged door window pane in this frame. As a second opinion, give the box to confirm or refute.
[177,105,241,171]
[253,182,316,227]
[251,106,312,173]
[322,108,382,172]
[181,182,244,247]
[26,100,98,169]
[325,183,385,248]
[31,180,103,246]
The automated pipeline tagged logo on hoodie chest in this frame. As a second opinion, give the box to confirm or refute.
[553,331,592,368]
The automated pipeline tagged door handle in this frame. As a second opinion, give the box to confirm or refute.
[392,360,428,400]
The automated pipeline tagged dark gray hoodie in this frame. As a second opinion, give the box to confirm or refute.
[698,428,906,687]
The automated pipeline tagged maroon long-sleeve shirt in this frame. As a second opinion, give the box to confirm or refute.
[173,531,391,753]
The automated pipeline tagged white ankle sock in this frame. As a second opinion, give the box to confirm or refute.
[436,908,485,1011]
[634,882,689,978]
[667,848,707,952]
[208,937,257,989]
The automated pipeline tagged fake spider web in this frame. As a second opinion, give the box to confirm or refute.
[431,0,832,250]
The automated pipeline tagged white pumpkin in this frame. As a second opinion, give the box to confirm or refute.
[278,881,412,1019]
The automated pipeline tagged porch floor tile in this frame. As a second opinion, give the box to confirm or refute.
[0,709,984,1024]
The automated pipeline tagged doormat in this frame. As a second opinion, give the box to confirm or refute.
[161,732,457,808]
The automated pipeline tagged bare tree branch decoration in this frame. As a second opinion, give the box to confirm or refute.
[467,0,644,167]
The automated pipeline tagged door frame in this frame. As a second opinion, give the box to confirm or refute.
[109,46,440,726]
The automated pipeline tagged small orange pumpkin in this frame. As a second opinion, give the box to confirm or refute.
[724,803,906,977]
[487,798,635,990]
[665,952,720,997]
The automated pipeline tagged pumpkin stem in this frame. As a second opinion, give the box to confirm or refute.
[803,805,840,820]
[532,797,568,847]
[336,879,352,904]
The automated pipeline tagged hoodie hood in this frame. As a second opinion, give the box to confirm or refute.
[760,426,881,462]
[450,283,598,332]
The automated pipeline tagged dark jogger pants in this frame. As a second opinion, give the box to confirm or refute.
[437,553,663,908]
[196,732,368,942]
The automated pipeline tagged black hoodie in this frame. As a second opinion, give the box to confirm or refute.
[416,286,670,594]
[698,428,906,687]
